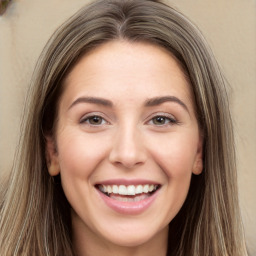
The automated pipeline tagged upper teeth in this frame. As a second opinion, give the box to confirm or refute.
[98,184,158,196]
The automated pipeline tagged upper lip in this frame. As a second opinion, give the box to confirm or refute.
[94,179,160,186]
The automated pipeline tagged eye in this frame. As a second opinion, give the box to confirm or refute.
[80,115,107,126]
[149,115,177,126]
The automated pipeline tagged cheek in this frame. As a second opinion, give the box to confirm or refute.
[148,133,199,179]
[55,130,111,212]
[56,130,109,179]
[146,132,198,218]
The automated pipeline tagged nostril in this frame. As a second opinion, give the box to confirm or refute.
[110,155,145,169]
[109,149,145,169]
[120,161,142,169]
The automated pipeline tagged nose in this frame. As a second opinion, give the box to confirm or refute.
[109,126,147,169]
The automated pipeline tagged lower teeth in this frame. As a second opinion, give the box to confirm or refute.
[110,194,149,202]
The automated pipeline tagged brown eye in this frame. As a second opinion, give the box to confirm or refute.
[153,116,166,125]
[150,116,176,126]
[81,115,106,126]
[89,116,103,125]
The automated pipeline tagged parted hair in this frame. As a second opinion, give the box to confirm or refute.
[0,0,247,255]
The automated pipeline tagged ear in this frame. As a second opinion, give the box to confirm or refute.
[45,135,60,176]
[192,134,204,175]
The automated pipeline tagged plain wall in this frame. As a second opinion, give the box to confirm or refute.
[0,0,255,254]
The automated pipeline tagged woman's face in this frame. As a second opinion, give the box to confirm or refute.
[46,41,203,249]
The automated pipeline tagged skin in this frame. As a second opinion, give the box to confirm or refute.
[46,40,203,256]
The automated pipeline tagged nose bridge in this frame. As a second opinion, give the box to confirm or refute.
[109,121,146,169]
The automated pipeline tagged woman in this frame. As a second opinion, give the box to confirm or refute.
[0,0,248,255]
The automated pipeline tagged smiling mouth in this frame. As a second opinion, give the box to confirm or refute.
[96,184,160,202]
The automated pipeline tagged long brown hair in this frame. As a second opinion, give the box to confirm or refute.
[0,0,247,255]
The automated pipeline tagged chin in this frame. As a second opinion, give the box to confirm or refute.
[97,222,168,248]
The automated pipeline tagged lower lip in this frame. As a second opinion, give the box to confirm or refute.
[96,188,159,215]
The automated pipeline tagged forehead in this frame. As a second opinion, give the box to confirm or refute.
[61,40,194,109]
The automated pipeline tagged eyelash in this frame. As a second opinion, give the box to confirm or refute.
[147,113,178,127]
[80,114,108,126]
[79,113,178,127]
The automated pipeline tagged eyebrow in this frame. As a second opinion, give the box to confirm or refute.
[145,96,189,112]
[69,97,113,109]
[68,95,189,112]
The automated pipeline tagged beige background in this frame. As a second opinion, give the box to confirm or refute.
[0,0,255,254]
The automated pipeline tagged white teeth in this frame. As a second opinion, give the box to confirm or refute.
[143,184,149,193]
[135,185,143,194]
[127,185,136,195]
[112,185,118,193]
[98,184,158,196]
[111,194,149,202]
[107,185,112,194]
[119,185,127,195]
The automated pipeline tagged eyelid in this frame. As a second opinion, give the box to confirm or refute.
[146,112,178,125]
[79,112,110,125]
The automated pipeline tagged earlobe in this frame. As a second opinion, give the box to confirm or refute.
[48,162,60,176]
[45,135,60,176]
[192,158,203,175]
